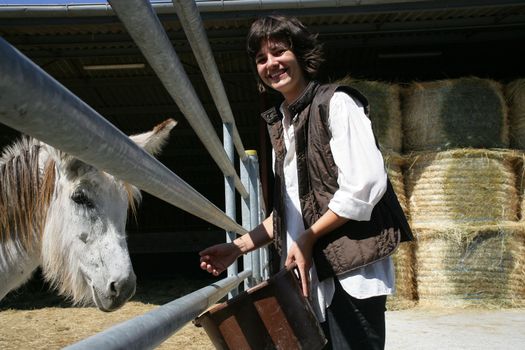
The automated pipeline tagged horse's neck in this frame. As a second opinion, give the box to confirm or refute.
[0,138,52,250]
[0,138,48,299]
[0,236,41,300]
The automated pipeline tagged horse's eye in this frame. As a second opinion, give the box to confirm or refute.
[79,232,89,244]
[71,190,94,209]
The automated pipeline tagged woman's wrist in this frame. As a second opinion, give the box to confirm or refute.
[300,228,318,247]
[233,236,250,255]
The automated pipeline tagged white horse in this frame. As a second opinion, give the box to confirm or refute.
[0,119,176,312]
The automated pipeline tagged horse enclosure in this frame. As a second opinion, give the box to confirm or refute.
[0,0,267,348]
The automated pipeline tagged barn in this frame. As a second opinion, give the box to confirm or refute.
[2,0,523,273]
[0,0,525,348]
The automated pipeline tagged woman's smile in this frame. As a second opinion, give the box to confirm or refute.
[268,68,288,81]
[256,40,307,103]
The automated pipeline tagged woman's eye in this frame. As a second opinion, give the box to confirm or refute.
[71,190,94,209]
[256,56,267,64]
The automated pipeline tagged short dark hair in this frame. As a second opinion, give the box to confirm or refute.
[247,15,324,93]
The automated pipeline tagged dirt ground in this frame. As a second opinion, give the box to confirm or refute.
[1,276,524,349]
[0,276,216,349]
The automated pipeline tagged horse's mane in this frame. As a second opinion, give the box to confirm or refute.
[0,137,55,249]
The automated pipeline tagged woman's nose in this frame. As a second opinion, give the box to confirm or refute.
[267,54,277,67]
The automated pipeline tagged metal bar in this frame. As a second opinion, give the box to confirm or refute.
[248,151,262,285]
[224,122,238,298]
[64,270,252,350]
[0,37,246,235]
[107,0,249,199]
[240,154,253,289]
[173,0,247,161]
[1,0,524,18]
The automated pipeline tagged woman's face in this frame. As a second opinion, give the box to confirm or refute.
[255,39,307,101]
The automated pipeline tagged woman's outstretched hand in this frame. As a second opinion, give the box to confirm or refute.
[199,243,242,276]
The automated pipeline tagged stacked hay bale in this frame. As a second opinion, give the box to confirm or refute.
[336,77,403,153]
[506,79,525,149]
[403,77,525,308]
[337,76,417,309]
[506,80,525,225]
[415,224,525,308]
[405,149,519,226]
[403,77,509,152]
[384,152,417,310]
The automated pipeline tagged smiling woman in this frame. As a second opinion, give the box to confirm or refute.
[199,14,412,350]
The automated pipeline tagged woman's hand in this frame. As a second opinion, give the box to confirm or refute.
[286,210,349,297]
[199,215,274,277]
[199,243,242,276]
[285,231,316,298]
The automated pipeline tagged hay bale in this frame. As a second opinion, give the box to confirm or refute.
[506,79,525,149]
[387,242,418,310]
[336,77,403,152]
[383,153,417,310]
[415,224,525,308]
[383,152,409,217]
[513,152,525,221]
[405,149,519,226]
[403,77,509,152]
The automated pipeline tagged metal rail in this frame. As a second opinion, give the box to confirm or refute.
[0,37,246,235]
[64,270,252,350]
[173,0,247,160]
[107,0,249,198]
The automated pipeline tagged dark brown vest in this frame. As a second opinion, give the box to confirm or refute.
[262,81,412,281]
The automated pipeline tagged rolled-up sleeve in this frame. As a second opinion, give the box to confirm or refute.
[327,91,387,221]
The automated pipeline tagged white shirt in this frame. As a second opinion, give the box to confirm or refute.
[277,91,395,321]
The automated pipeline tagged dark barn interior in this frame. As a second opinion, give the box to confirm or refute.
[1,0,524,281]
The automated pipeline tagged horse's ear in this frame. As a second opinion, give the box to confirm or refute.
[48,149,93,179]
[130,119,177,157]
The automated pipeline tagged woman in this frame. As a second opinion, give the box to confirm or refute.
[199,15,412,350]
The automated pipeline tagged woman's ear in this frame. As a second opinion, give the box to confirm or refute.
[258,79,267,93]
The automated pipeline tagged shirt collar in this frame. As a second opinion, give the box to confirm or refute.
[286,81,320,117]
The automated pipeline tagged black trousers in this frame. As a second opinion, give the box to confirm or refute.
[320,279,387,350]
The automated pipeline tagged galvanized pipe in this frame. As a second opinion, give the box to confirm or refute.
[107,0,249,199]
[248,151,262,284]
[0,37,246,235]
[64,270,252,350]
[240,154,254,289]
[224,122,239,297]
[173,0,247,160]
[2,1,520,18]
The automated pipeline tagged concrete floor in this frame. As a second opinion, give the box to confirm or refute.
[386,308,525,350]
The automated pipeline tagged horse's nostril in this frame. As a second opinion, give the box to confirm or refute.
[109,281,118,297]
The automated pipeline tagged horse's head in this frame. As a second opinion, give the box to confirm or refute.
[41,119,176,312]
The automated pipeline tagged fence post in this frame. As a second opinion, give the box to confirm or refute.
[223,122,238,298]
[240,152,253,289]
[248,151,262,285]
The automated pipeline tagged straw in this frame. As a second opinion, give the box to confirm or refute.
[405,149,519,226]
[402,77,508,152]
[414,223,525,309]
[336,77,403,152]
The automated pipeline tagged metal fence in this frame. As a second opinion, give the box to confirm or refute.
[0,0,268,348]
